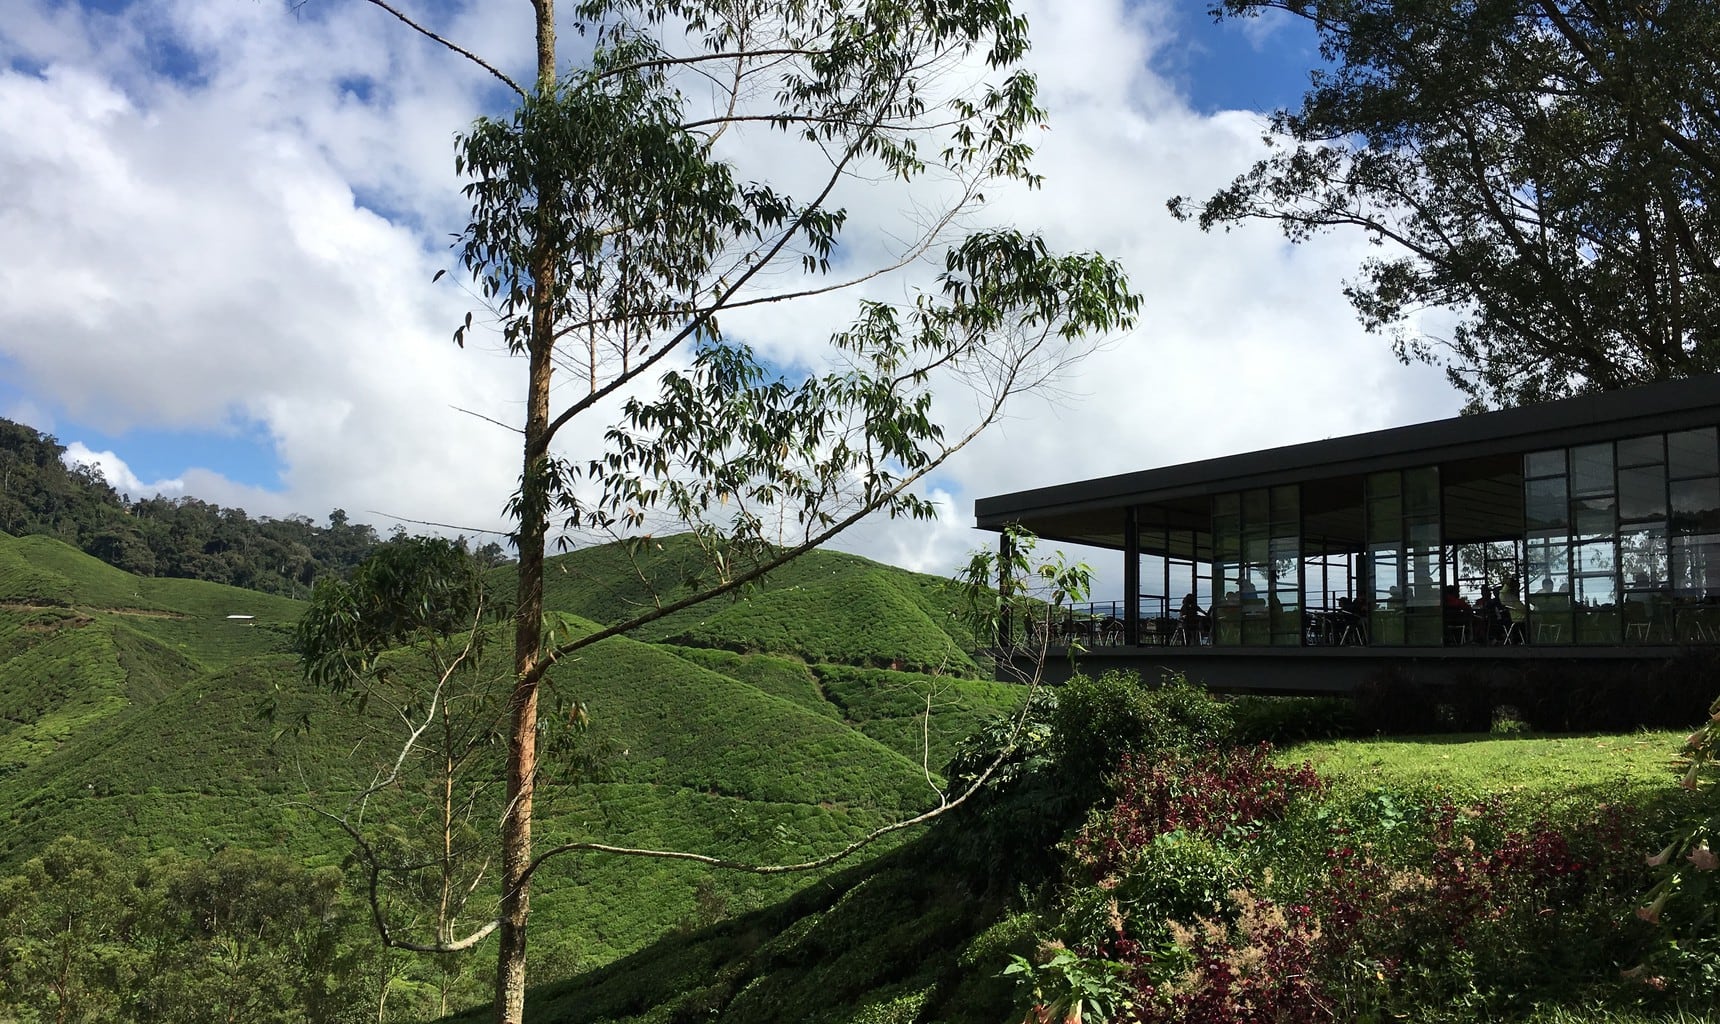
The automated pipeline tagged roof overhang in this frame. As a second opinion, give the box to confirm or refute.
[975,375,1720,549]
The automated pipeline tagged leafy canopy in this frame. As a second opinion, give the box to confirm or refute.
[1174,0,1720,409]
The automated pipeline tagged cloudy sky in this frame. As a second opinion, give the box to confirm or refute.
[0,0,1460,597]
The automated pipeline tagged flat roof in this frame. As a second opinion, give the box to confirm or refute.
[975,375,1720,541]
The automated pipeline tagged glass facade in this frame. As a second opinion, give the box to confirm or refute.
[1361,467,1442,646]
[1513,428,1720,644]
[1211,486,1300,645]
[1172,424,1720,649]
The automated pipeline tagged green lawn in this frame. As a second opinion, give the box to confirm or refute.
[1284,729,1692,816]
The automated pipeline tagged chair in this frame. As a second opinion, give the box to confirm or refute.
[1443,607,1471,646]
[1680,605,1717,643]
[1531,594,1570,644]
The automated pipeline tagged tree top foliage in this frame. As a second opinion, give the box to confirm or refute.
[1172,0,1720,410]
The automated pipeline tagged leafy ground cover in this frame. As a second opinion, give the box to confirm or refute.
[514,678,1718,1024]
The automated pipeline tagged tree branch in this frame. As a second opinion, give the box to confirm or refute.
[357,0,523,96]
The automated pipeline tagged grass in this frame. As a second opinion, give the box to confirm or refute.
[1282,729,1693,820]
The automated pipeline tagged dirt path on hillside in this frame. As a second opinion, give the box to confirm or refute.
[0,602,187,619]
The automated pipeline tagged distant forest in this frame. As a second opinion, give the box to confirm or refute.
[0,417,510,597]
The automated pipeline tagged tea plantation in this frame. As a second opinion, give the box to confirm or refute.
[3,530,1718,1024]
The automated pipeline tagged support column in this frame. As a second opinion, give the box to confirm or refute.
[998,527,1016,648]
[1124,507,1140,646]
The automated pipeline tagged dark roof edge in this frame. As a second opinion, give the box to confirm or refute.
[976,375,1720,526]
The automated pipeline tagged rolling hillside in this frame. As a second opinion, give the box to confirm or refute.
[0,532,301,778]
[489,535,981,669]
[0,528,1019,998]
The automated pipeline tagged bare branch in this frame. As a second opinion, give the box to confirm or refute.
[358,0,523,96]
[453,405,526,435]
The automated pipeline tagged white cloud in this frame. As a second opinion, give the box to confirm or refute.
[62,442,184,499]
[0,0,1466,596]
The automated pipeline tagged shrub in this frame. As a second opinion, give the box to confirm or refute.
[1070,745,1322,882]
[935,691,1072,889]
[1227,696,1355,745]
[1351,667,1439,735]
[1030,743,1654,1024]
[1636,691,1720,958]
[1049,671,1232,801]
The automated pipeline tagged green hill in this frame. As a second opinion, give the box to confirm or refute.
[0,529,1014,1011]
[0,532,301,779]
[1,417,394,596]
[492,536,980,667]
[663,571,980,676]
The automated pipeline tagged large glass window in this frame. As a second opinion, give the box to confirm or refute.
[1669,428,1719,479]
[1365,467,1443,645]
[1517,430,1720,645]
[1523,449,1575,643]
[1668,429,1720,641]
[1211,487,1301,646]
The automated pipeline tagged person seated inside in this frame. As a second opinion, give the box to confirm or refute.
[1177,592,1206,643]
[1332,594,1366,644]
[1498,576,1528,640]
[1443,584,1474,644]
[1474,585,1497,642]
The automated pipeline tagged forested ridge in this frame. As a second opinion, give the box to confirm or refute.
[0,417,506,597]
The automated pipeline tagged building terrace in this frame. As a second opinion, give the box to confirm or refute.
[974,375,1720,693]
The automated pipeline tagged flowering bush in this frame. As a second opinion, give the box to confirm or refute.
[1023,743,1651,1024]
[1070,744,1322,881]
[1637,693,1720,939]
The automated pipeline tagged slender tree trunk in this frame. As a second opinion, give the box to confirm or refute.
[495,6,557,1021]
[496,305,552,1024]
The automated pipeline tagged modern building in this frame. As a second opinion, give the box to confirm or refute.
[974,375,1720,692]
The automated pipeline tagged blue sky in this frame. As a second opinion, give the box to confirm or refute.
[1158,4,1326,116]
[0,0,1459,581]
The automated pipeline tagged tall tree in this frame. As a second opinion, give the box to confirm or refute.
[1171,0,1720,409]
[306,2,1139,1021]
